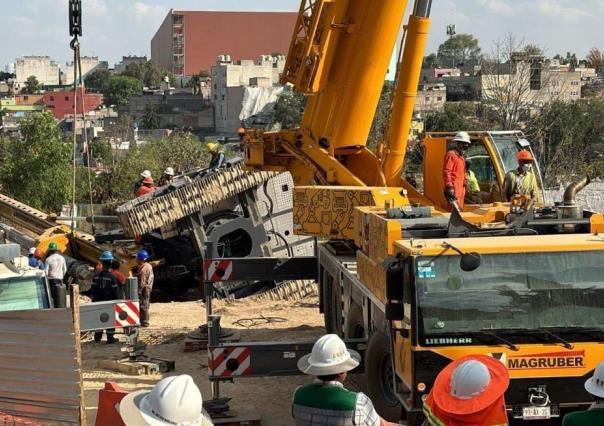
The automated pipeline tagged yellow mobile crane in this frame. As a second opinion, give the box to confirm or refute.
[202,0,604,423]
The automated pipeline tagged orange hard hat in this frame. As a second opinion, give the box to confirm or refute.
[143,176,154,184]
[517,150,533,162]
[431,354,509,416]
[34,248,42,258]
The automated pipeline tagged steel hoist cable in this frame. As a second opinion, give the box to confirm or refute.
[69,0,96,233]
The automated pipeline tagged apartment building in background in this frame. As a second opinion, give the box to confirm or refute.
[151,10,296,78]
[15,56,60,86]
[212,55,286,134]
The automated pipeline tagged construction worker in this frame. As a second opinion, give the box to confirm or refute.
[465,160,484,205]
[444,132,472,210]
[45,241,67,306]
[207,142,225,169]
[136,249,153,327]
[119,374,213,425]
[110,259,126,286]
[423,354,510,426]
[562,360,604,425]
[134,170,152,194]
[157,166,175,187]
[136,176,156,198]
[503,150,541,203]
[28,247,44,270]
[293,334,397,426]
[89,251,119,344]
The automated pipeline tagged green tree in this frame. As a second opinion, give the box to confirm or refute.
[437,34,481,67]
[587,48,604,74]
[0,71,15,81]
[367,82,393,149]
[0,112,71,212]
[84,69,111,92]
[187,71,209,94]
[523,44,544,56]
[89,138,113,165]
[565,51,578,68]
[141,103,161,129]
[98,133,210,202]
[23,75,41,94]
[424,102,484,132]
[270,89,307,129]
[525,100,604,185]
[104,75,143,106]
[423,53,441,69]
[122,60,174,88]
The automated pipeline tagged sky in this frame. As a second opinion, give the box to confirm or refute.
[2,0,603,71]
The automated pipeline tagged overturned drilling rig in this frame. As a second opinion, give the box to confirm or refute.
[0,159,314,299]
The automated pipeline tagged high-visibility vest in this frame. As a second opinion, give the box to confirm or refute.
[467,170,480,193]
[505,169,539,201]
[292,383,358,426]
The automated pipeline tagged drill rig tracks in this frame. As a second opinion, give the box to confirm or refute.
[116,163,278,237]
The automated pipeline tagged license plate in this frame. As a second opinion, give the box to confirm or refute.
[522,406,551,420]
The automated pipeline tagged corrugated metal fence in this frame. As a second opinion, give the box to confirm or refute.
[0,308,83,425]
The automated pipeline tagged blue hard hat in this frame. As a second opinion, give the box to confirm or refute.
[136,250,149,261]
[99,250,114,261]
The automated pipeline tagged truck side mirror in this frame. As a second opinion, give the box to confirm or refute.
[386,259,404,301]
[460,252,481,272]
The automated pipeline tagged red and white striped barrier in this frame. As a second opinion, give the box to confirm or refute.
[114,301,140,327]
[208,346,252,377]
[203,259,233,282]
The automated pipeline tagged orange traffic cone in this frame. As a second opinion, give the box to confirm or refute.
[94,382,128,426]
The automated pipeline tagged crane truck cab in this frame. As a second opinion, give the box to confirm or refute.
[0,244,51,312]
[419,131,544,211]
[390,233,604,423]
[317,191,604,424]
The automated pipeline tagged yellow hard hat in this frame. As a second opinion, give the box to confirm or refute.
[207,142,219,153]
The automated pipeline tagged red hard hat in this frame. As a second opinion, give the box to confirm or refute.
[517,150,533,162]
[34,248,42,258]
[143,176,154,184]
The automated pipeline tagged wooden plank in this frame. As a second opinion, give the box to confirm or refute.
[70,285,86,426]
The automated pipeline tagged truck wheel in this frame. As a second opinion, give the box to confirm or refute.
[345,303,365,339]
[365,330,401,422]
[323,270,342,335]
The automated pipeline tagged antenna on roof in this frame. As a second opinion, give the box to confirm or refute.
[446,24,456,38]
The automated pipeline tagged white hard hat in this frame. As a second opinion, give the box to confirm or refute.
[297,334,360,376]
[164,167,175,176]
[450,360,491,399]
[140,170,151,178]
[453,131,472,145]
[28,247,36,255]
[119,375,204,426]
[585,360,604,398]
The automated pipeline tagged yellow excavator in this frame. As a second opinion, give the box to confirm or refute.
[235,0,604,423]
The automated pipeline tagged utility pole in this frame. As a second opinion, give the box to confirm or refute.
[446,24,456,68]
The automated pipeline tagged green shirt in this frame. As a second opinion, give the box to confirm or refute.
[293,383,357,411]
[563,408,604,426]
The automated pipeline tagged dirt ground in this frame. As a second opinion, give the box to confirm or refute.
[82,293,325,425]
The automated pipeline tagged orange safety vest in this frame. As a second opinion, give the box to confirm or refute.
[422,355,510,426]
